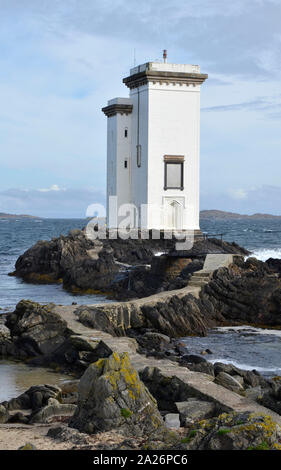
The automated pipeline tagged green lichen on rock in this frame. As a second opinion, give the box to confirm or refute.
[70,352,164,437]
[179,412,281,450]
[145,412,281,451]
[217,428,232,435]
[18,443,37,450]
[121,408,132,419]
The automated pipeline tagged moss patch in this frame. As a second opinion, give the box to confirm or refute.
[121,408,132,419]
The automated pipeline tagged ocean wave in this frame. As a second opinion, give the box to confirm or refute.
[250,248,281,262]
[214,325,281,337]
[208,357,281,374]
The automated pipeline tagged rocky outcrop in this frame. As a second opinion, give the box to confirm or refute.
[5,300,71,357]
[200,257,281,326]
[11,227,249,298]
[76,291,212,338]
[13,229,118,292]
[70,352,164,436]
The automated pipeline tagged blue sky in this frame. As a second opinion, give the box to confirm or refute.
[0,0,281,217]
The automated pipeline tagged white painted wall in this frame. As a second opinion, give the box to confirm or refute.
[146,82,201,230]
[106,98,132,228]
[105,62,205,231]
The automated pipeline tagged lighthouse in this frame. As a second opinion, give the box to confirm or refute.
[102,52,208,233]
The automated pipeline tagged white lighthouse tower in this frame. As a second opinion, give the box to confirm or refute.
[102,52,207,233]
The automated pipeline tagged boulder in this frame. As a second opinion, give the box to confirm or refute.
[214,372,244,393]
[140,366,211,412]
[214,362,268,389]
[70,352,164,436]
[176,400,216,426]
[0,324,20,357]
[184,361,215,377]
[0,404,9,423]
[180,354,207,365]
[137,332,170,352]
[2,384,62,412]
[30,403,77,424]
[5,300,70,356]
[44,336,113,370]
[47,426,89,445]
[258,378,281,415]
[8,411,29,424]
[164,413,180,429]
[245,386,264,401]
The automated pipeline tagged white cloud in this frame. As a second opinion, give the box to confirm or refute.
[229,189,248,200]
[38,184,65,192]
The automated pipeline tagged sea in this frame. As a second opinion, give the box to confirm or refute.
[0,217,281,400]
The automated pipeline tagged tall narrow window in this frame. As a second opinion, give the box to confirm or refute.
[124,159,128,169]
[137,145,142,167]
[164,155,184,190]
[124,128,128,138]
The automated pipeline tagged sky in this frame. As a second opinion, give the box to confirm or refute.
[0,0,281,217]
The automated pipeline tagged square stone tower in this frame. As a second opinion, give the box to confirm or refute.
[102,56,207,232]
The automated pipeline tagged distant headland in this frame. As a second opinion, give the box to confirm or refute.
[200,210,281,220]
[0,213,41,219]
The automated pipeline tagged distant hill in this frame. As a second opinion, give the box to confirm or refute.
[200,210,281,220]
[0,213,41,219]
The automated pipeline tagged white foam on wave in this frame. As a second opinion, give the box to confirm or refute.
[249,248,281,262]
[154,252,165,257]
[208,357,281,374]
[214,325,281,338]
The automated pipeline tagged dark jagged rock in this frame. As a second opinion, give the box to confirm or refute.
[266,258,281,277]
[200,257,281,327]
[12,227,249,298]
[33,336,113,372]
[258,378,281,415]
[5,300,71,357]
[135,332,170,352]
[77,291,212,338]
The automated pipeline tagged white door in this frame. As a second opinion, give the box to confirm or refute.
[166,200,182,230]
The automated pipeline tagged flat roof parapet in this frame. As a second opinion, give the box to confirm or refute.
[124,62,208,89]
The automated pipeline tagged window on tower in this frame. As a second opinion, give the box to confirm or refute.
[164,155,184,190]
[124,128,128,138]
[137,145,142,167]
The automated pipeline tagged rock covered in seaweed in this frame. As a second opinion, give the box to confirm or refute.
[70,352,164,436]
